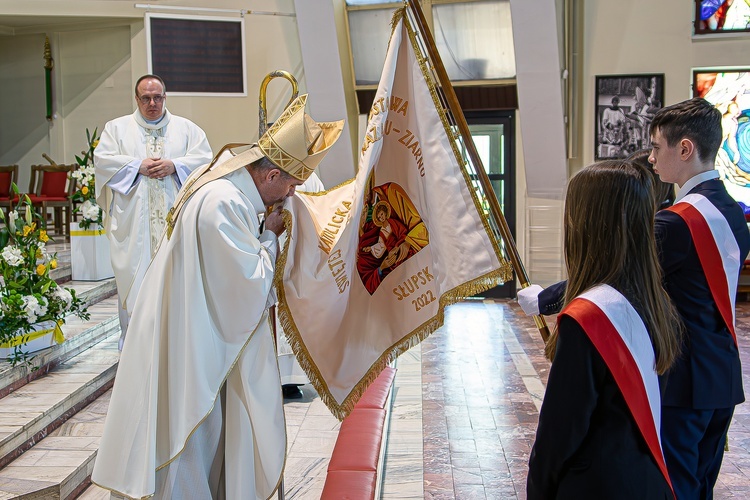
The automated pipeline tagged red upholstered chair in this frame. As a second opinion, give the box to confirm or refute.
[0,165,19,215]
[27,164,77,239]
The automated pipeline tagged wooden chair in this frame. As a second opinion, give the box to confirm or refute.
[27,164,77,240]
[0,165,19,215]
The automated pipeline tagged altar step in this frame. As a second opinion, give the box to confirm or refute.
[0,264,121,499]
[0,241,386,499]
[0,346,116,500]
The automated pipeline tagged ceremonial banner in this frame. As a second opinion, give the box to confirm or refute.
[278,9,512,419]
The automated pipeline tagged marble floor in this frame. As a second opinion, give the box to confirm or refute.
[30,233,750,498]
[385,299,750,499]
[79,298,750,499]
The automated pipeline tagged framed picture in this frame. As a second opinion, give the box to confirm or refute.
[146,13,247,96]
[595,74,664,160]
[693,68,750,209]
[694,1,750,36]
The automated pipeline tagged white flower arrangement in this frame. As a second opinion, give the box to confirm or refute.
[71,128,104,230]
[0,193,89,365]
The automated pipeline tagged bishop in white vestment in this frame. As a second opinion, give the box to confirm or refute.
[94,75,212,347]
[92,93,344,499]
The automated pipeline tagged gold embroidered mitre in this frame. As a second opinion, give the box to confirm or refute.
[258,94,345,181]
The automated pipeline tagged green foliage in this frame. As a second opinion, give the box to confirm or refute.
[70,128,103,230]
[0,190,89,366]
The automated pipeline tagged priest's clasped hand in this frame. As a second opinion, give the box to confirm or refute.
[139,158,176,179]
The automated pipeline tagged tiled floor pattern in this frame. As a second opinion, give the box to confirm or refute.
[70,299,750,499]
[78,383,342,500]
[17,235,750,500]
[415,299,750,499]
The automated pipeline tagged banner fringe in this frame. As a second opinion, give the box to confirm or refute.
[274,208,512,421]
[271,10,516,422]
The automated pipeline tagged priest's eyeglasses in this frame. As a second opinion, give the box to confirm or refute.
[138,94,165,105]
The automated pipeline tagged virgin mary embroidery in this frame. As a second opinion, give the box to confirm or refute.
[357,181,429,294]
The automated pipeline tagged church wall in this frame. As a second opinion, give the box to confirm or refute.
[523,0,750,287]
[2,0,749,290]
[580,0,750,172]
[0,32,49,190]
[0,0,309,189]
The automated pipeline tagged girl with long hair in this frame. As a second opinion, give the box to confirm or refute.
[527,160,681,499]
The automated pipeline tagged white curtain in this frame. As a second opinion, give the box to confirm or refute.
[348,1,516,85]
[434,0,516,81]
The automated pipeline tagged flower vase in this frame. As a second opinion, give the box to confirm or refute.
[70,222,114,281]
[0,320,65,358]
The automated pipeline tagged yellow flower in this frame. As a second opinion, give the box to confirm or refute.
[81,186,89,195]
[92,140,99,148]
[50,259,58,269]
[22,223,36,237]
[36,263,46,276]
[39,230,49,242]
[36,248,43,259]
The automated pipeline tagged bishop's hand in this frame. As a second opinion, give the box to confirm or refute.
[264,205,286,237]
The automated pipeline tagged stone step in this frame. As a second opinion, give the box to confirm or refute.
[75,483,108,499]
[0,238,122,498]
[70,279,117,310]
[0,283,118,399]
[0,387,113,500]
[49,240,72,285]
[0,333,119,471]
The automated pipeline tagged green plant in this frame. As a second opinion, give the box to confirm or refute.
[70,128,102,230]
[0,187,89,366]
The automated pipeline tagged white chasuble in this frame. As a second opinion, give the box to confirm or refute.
[94,110,212,314]
[92,166,285,500]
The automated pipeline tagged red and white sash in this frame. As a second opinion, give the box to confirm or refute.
[667,194,741,345]
[560,284,673,495]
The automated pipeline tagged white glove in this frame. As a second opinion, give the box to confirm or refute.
[517,284,544,316]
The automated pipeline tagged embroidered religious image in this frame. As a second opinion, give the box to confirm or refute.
[357,180,429,295]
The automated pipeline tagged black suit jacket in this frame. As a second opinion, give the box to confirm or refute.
[536,179,750,408]
[657,179,750,409]
[527,316,673,500]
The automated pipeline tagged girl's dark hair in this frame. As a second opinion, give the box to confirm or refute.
[545,160,682,374]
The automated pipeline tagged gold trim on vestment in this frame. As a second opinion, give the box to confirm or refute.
[93,311,287,500]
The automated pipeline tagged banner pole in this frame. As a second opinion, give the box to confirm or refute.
[405,0,550,342]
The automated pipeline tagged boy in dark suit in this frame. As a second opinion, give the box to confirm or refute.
[519,98,750,499]
[649,97,750,499]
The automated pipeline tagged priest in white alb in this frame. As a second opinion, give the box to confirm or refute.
[94,74,213,349]
[91,93,344,499]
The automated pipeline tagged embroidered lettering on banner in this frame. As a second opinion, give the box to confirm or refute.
[361,95,423,176]
[318,201,352,254]
[392,266,435,301]
[327,248,349,294]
